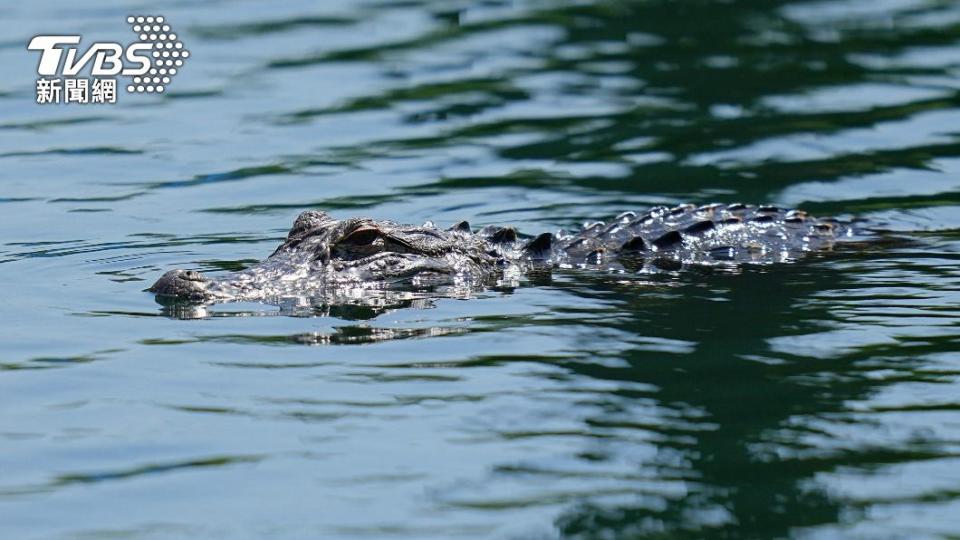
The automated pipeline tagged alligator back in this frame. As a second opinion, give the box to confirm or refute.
[549,203,863,268]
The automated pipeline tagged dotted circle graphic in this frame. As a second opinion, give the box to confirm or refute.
[126,15,189,94]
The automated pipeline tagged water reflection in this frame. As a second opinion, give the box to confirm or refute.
[152,284,516,320]
[546,250,960,537]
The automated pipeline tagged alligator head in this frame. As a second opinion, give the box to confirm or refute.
[149,210,504,303]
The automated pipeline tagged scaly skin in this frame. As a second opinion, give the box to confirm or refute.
[149,204,863,303]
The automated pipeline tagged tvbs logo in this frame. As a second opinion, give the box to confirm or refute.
[28,15,190,105]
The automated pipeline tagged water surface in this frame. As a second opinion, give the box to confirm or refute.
[2,0,960,538]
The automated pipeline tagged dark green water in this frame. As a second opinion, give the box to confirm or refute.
[2,0,960,538]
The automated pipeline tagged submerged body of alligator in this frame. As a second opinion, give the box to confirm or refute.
[150,203,866,303]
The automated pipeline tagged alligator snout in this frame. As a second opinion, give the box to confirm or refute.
[148,269,210,301]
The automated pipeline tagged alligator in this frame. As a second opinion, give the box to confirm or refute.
[149,203,865,304]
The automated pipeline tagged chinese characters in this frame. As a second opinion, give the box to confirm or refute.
[36,78,117,104]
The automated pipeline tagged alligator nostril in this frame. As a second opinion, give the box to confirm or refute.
[148,269,209,300]
[182,270,205,282]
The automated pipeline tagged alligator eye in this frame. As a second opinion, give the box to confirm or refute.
[338,225,382,246]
